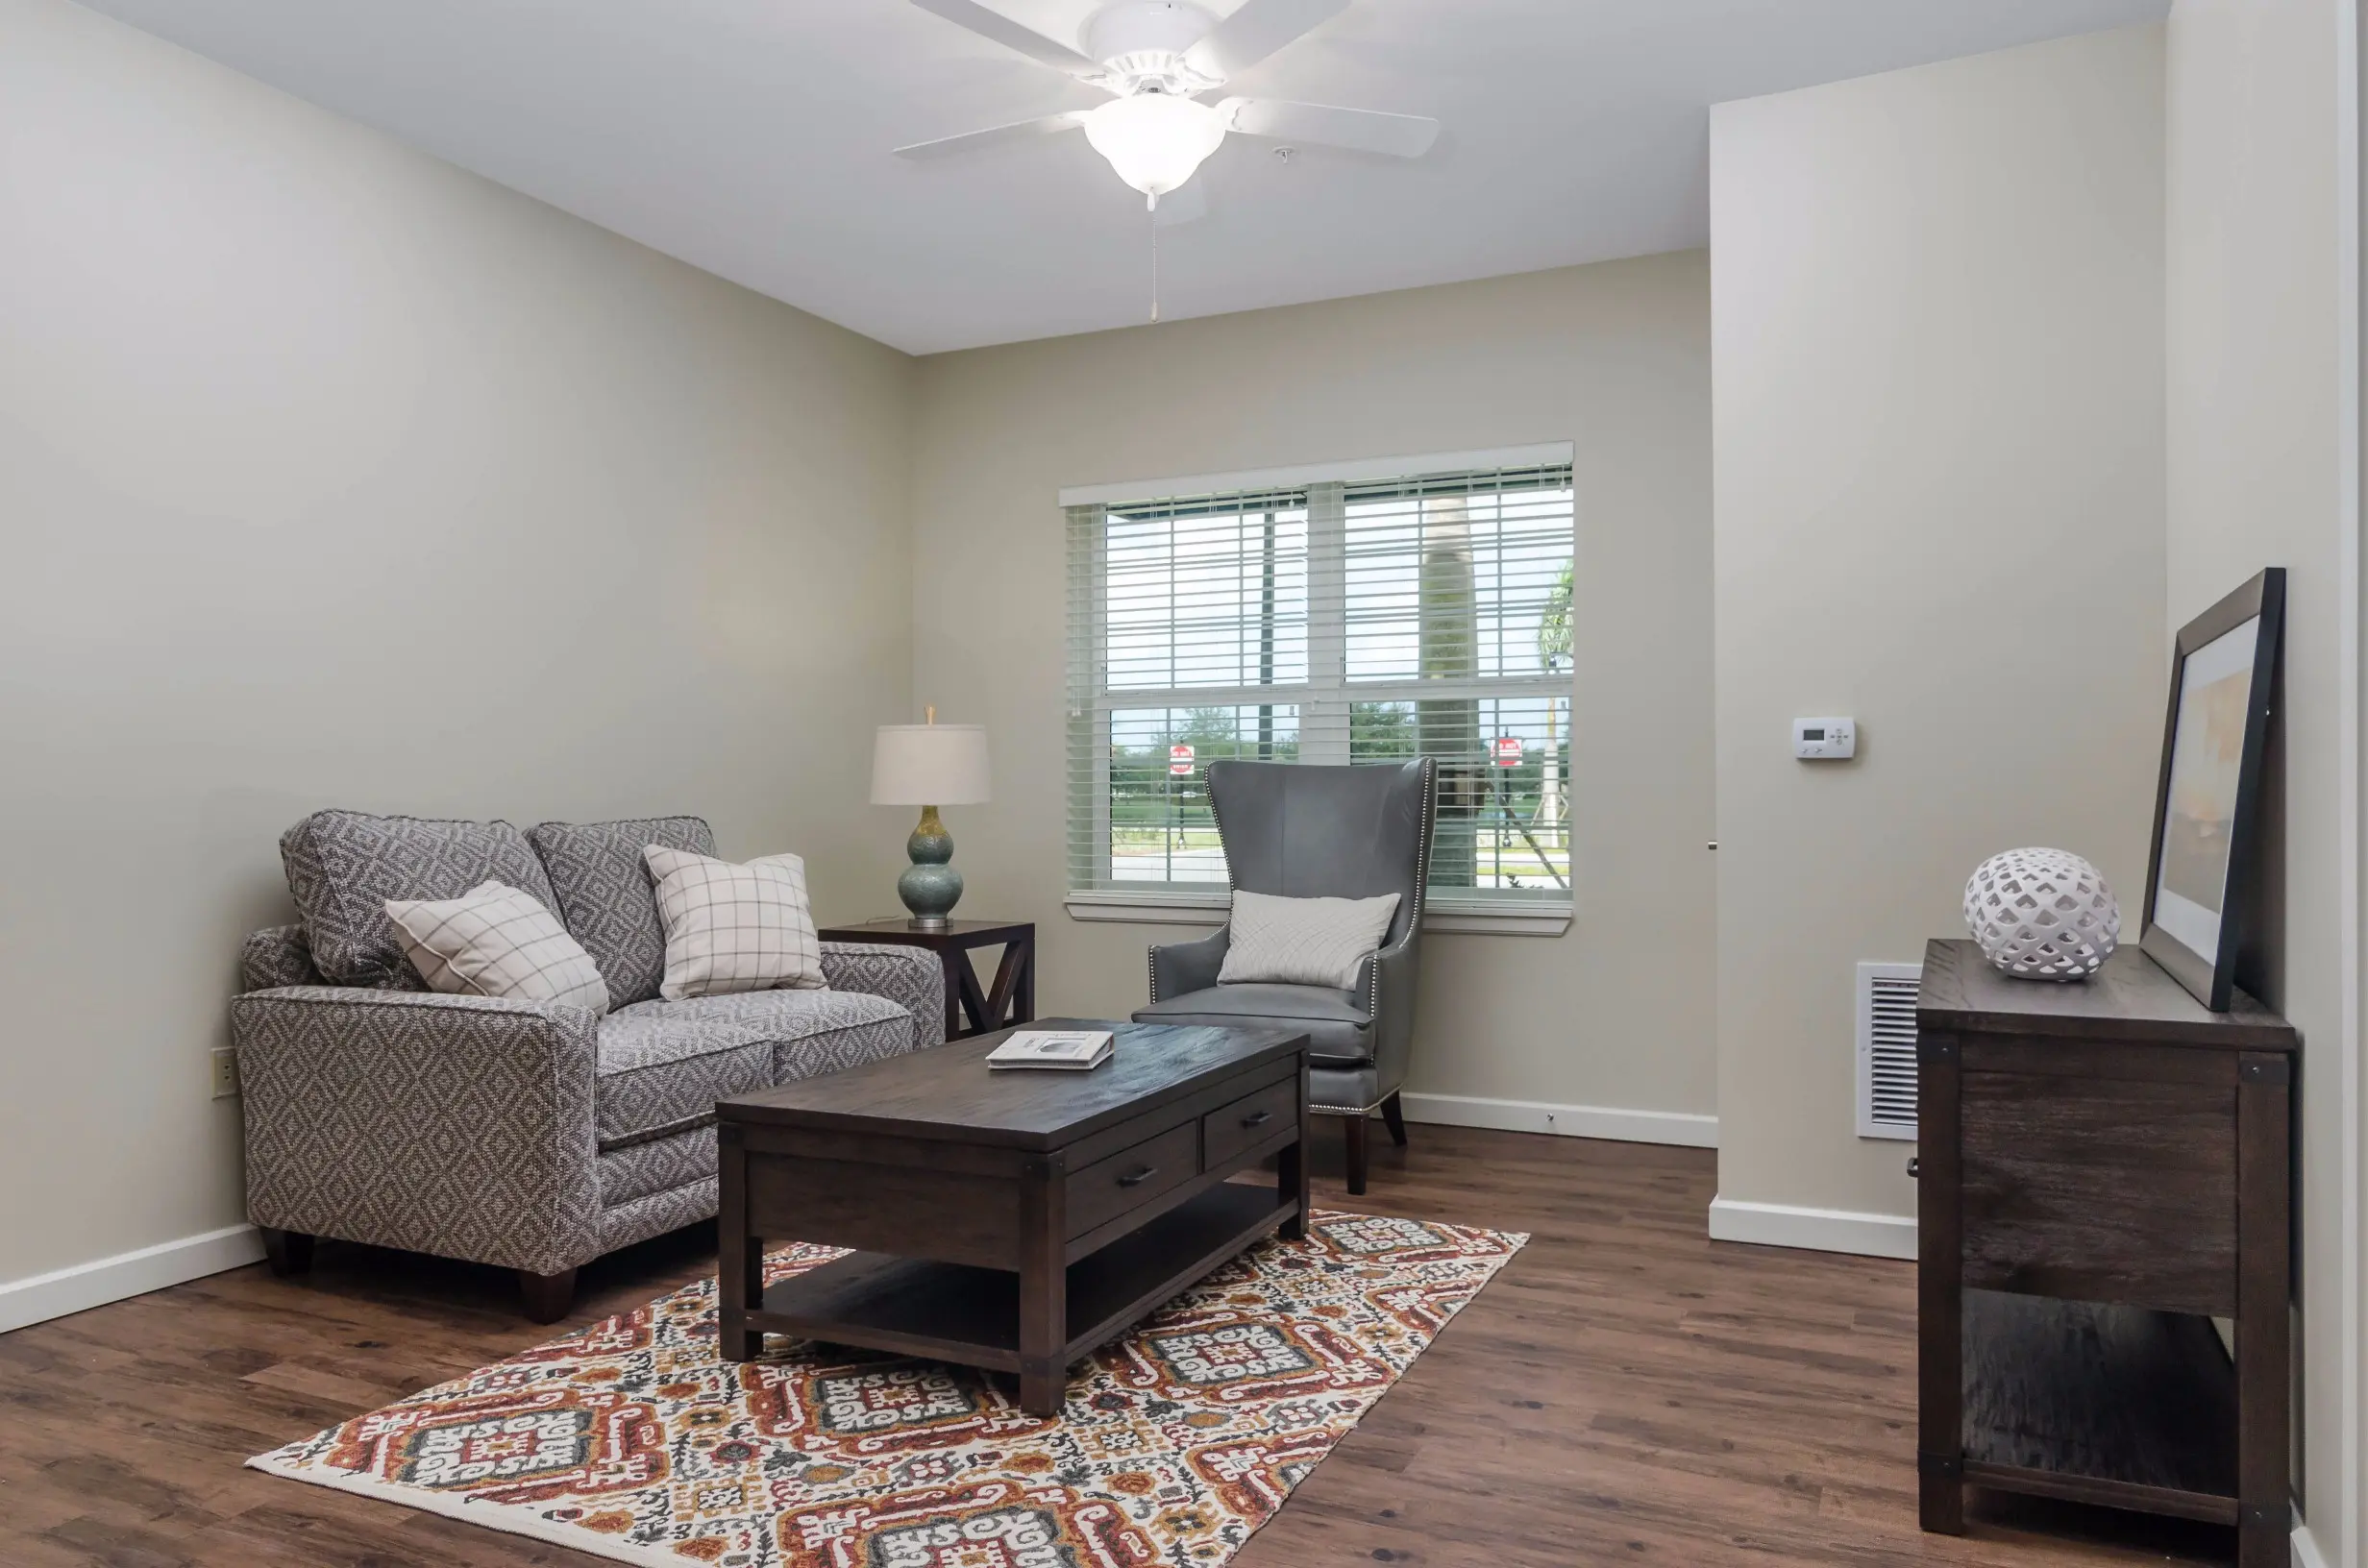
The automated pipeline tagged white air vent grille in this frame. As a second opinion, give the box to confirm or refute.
[1857,961,1921,1140]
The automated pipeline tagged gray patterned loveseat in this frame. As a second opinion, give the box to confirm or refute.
[232,811,941,1320]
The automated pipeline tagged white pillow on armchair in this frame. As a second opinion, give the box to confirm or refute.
[1217,888,1401,991]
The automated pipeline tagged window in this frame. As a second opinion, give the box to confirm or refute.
[1065,448,1575,922]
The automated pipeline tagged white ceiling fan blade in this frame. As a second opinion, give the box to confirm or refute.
[894,111,1089,160]
[1152,177,1209,227]
[1221,98,1439,159]
[1184,0,1348,83]
[907,0,1104,78]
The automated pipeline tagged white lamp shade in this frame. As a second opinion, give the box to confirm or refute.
[872,723,991,806]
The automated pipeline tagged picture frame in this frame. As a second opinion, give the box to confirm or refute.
[2139,567,2285,1011]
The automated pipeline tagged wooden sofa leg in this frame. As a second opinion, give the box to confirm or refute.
[520,1267,578,1324]
[260,1229,313,1277]
[1344,1114,1369,1196]
[1381,1091,1408,1148]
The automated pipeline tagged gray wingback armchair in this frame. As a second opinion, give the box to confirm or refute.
[1132,757,1434,1194]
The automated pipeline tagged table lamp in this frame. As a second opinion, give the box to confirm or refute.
[871,709,992,928]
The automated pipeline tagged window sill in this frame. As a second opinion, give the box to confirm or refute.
[1061,890,1571,938]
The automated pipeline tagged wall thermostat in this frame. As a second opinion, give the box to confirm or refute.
[1794,717,1856,760]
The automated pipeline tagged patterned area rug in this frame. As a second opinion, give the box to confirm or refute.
[249,1209,1525,1568]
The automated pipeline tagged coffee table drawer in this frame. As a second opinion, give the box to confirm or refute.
[1203,1076,1297,1169]
[1068,1120,1197,1238]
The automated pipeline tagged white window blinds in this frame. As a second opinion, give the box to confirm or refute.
[1066,454,1575,907]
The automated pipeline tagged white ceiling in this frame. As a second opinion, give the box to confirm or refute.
[81,0,2168,354]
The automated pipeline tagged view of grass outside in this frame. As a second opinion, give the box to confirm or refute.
[1108,698,1570,892]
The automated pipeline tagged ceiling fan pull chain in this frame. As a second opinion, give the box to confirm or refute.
[1149,199,1161,324]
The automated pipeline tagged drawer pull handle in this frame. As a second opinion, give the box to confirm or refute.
[1118,1165,1159,1188]
[1906,1157,1920,1179]
[1240,1109,1273,1128]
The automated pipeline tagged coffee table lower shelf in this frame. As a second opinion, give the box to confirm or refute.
[745,1181,1295,1376]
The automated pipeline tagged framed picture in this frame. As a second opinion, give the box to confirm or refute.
[2139,567,2284,1011]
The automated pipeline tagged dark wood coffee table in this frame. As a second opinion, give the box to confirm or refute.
[715,1017,1310,1415]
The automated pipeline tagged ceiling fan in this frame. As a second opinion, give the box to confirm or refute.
[894,0,1442,213]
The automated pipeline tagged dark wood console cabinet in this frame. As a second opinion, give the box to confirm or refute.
[1914,938,2297,1566]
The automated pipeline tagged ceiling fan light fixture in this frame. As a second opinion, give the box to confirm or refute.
[1082,93,1226,205]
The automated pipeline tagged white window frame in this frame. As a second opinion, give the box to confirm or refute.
[1062,444,1576,938]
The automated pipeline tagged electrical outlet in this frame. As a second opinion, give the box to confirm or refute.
[210,1046,239,1100]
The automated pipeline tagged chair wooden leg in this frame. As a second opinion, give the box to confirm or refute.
[1381,1091,1408,1147]
[259,1228,314,1277]
[1344,1113,1369,1196]
[520,1267,578,1324]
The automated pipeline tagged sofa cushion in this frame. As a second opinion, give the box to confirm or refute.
[528,817,714,1007]
[596,1125,716,1209]
[593,989,913,1149]
[281,811,561,989]
[1133,982,1374,1067]
[650,989,915,1085]
[595,1007,776,1151]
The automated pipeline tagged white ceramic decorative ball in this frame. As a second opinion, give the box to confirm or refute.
[1962,847,2121,980]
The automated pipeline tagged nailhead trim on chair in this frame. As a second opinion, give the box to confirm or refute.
[1208,776,1240,976]
[1359,756,1433,1023]
[1404,755,1436,943]
[1211,777,1237,898]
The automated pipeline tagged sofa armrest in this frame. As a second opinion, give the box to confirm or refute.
[820,943,946,1052]
[231,987,602,1275]
[1148,927,1230,1003]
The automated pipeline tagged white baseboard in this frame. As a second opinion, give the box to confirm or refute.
[2290,1519,2329,1568]
[1399,1091,1718,1149]
[1707,1195,1917,1261]
[0,1222,264,1335]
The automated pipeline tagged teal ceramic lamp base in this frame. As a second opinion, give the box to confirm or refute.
[898,804,963,929]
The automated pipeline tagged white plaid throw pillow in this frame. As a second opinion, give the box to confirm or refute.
[384,881,610,1014]
[643,845,826,1000]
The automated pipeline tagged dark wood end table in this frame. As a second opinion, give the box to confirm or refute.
[1914,939,2297,1568]
[716,1018,1310,1416]
[816,918,1034,1041]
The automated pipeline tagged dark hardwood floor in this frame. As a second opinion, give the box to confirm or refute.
[0,1124,2229,1567]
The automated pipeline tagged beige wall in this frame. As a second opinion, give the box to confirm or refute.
[1709,28,2169,1230]
[0,0,917,1290]
[909,256,1716,1125]
[2164,0,2353,1549]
